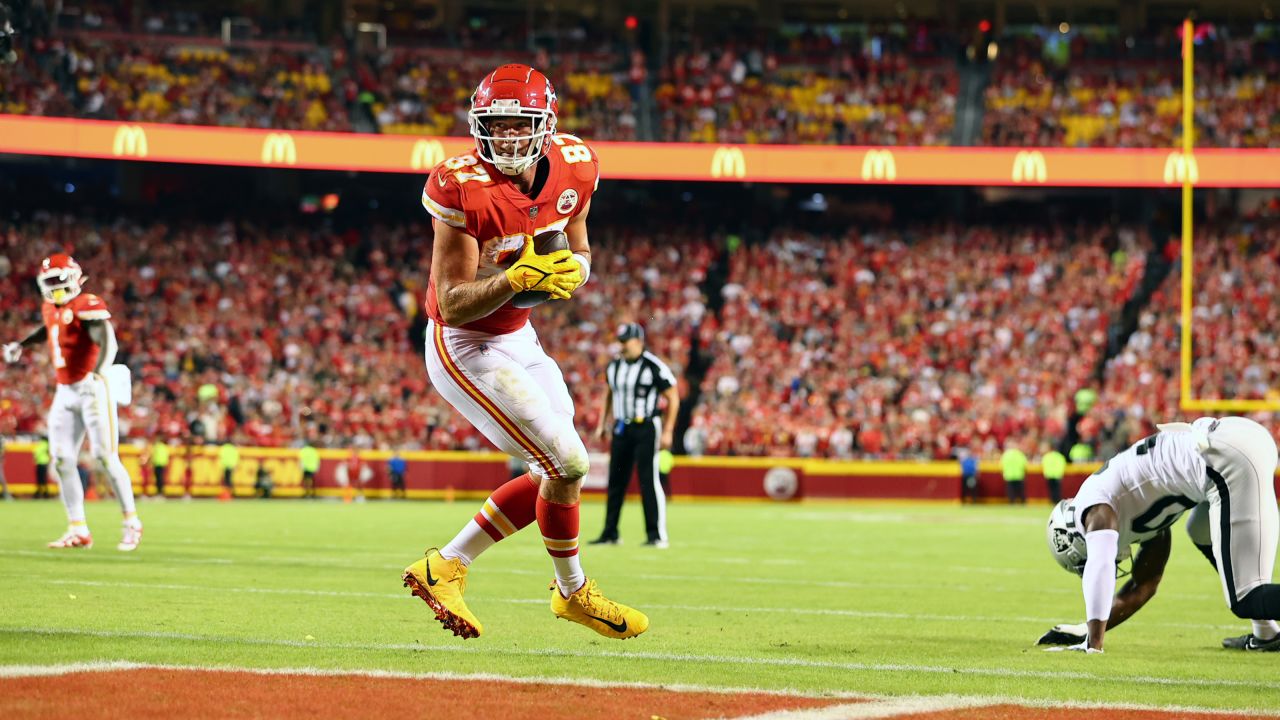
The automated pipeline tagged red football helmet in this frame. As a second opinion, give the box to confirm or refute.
[38,253,85,305]
[468,64,559,176]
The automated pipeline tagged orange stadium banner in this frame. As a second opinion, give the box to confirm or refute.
[3,115,1280,187]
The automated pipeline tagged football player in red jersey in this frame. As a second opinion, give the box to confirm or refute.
[3,254,143,550]
[402,64,648,640]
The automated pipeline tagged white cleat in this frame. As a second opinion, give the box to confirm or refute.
[48,529,93,549]
[118,524,143,552]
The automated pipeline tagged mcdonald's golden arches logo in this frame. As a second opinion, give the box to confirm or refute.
[261,133,298,165]
[112,125,149,157]
[860,149,897,181]
[1163,151,1199,184]
[410,139,446,171]
[1011,151,1047,183]
[710,146,746,179]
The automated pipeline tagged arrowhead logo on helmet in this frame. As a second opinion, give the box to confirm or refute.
[38,254,85,306]
[468,64,559,177]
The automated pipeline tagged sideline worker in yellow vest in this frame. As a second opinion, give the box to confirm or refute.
[1000,443,1028,505]
[150,438,171,498]
[1041,448,1067,504]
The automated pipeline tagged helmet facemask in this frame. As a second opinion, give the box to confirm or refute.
[469,99,556,176]
[1046,499,1132,578]
[38,264,84,305]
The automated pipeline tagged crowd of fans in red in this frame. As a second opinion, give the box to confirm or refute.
[0,213,712,455]
[2,212,1277,460]
[1092,222,1280,457]
[688,224,1149,460]
[8,22,1276,147]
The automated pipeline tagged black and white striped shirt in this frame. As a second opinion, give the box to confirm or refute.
[606,351,677,423]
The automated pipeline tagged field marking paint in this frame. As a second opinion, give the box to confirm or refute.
[0,660,861,698]
[0,626,1267,692]
[730,696,991,720]
[2,662,1277,717]
[27,578,1245,632]
[0,549,1065,595]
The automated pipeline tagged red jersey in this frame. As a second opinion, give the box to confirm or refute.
[421,134,600,335]
[41,293,111,385]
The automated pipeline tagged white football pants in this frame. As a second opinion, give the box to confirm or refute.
[425,320,588,484]
[47,373,137,523]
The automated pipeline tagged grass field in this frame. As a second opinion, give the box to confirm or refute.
[1,497,1277,716]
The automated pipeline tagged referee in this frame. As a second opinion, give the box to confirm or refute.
[591,323,679,548]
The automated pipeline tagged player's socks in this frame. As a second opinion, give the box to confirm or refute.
[69,520,90,537]
[122,511,141,530]
[441,473,538,565]
[537,496,584,596]
[1253,620,1279,641]
[104,455,138,515]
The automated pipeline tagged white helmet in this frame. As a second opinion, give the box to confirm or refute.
[1046,499,1088,576]
[1047,498,1132,577]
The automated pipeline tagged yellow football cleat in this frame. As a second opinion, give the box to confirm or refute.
[550,578,649,639]
[402,548,483,639]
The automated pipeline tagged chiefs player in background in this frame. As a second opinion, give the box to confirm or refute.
[3,254,142,551]
[402,64,647,640]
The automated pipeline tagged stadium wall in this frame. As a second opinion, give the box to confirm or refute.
[12,443,1274,502]
[6,444,1277,501]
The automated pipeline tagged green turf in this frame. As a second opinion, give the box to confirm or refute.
[0,497,1277,711]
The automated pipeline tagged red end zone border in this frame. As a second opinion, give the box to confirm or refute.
[0,663,1274,720]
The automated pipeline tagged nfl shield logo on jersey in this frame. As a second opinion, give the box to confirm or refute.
[557,189,578,215]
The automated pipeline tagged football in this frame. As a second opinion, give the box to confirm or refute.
[508,229,570,308]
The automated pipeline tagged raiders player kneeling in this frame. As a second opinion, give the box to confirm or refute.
[1042,417,1280,653]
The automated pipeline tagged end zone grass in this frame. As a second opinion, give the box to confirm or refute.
[0,498,1275,712]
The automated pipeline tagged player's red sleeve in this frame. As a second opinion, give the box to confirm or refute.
[75,294,111,321]
[422,166,467,229]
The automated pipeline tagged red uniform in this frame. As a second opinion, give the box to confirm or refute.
[421,133,600,335]
[41,293,112,385]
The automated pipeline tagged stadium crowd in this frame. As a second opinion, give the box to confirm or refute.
[690,224,1150,459]
[1091,223,1280,456]
[653,43,957,145]
[984,29,1280,148]
[3,210,1278,460]
[0,213,709,454]
[6,22,1277,147]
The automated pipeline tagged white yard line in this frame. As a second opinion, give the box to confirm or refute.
[17,573,1239,630]
[0,626,1265,691]
[0,549,1065,594]
[24,577,1244,632]
[729,696,992,720]
[2,662,1275,717]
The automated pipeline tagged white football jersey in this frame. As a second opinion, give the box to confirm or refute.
[1072,431,1209,548]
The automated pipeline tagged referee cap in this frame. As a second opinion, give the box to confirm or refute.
[616,322,645,342]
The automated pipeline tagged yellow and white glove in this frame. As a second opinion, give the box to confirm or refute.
[2,342,21,364]
[504,239,583,300]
